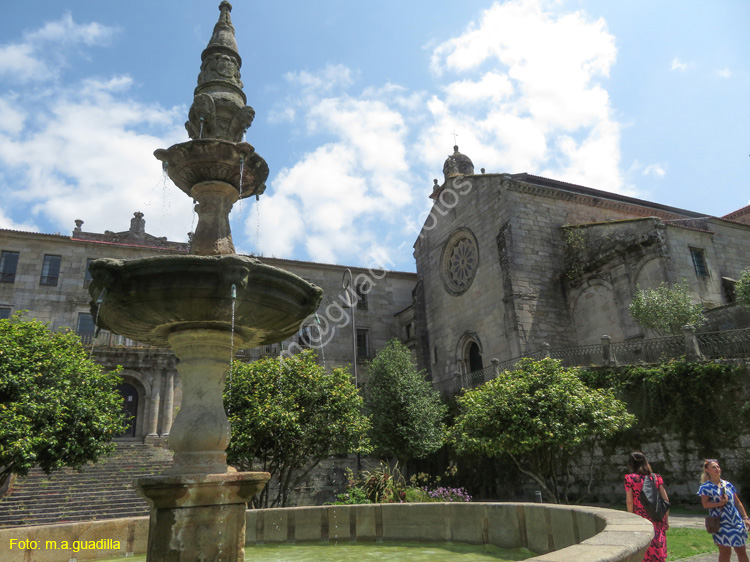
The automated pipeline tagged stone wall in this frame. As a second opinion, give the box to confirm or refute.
[566,434,750,507]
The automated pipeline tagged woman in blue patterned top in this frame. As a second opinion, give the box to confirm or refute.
[698,459,750,562]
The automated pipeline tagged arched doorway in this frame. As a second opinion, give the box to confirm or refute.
[117,383,139,438]
[455,332,484,378]
[468,341,483,372]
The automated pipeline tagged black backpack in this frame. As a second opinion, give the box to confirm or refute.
[640,473,670,522]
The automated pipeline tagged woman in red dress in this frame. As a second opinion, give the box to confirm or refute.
[624,451,669,562]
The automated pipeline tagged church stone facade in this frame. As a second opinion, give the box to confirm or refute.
[412,147,750,393]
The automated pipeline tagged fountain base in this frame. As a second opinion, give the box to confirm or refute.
[137,471,270,562]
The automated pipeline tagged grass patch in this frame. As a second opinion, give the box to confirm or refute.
[667,527,715,561]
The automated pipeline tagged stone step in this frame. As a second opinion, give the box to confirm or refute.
[0,501,149,519]
[0,443,173,528]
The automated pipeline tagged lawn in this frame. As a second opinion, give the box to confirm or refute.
[667,527,715,561]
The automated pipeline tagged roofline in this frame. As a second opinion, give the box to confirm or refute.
[0,227,416,276]
[239,253,417,277]
[510,173,708,218]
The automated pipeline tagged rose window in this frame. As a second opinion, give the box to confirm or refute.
[448,239,476,288]
[441,229,479,295]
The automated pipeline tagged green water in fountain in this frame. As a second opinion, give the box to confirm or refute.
[103,542,535,561]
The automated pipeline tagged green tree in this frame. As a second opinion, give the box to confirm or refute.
[364,339,446,466]
[449,358,634,503]
[224,350,370,507]
[0,313,126,489]
[629,280,705,336]
[737,268,750,307]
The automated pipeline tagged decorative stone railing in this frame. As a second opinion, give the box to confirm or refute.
[455,326,750,392]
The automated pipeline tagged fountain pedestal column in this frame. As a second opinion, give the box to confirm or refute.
[191,181,240,256]
[136,328,270,562]
[164,328,236,474]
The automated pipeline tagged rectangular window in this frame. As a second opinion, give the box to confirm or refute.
[690,247,709,277]
[356,328,369,359]
[76,312,96,344]
[84,258,95,288]
[0,307,11,320]
[298,325,313,347]
[0,251,19,283]
[40,255,61,286]
[355,284,368,310]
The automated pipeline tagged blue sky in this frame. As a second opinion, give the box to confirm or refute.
[0,0,747,272]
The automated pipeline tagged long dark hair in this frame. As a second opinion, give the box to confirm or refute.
[628,451,653,475]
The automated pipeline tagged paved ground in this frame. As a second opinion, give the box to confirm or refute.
[669,514,741,561]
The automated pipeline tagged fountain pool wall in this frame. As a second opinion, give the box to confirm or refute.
[2,503,652,562]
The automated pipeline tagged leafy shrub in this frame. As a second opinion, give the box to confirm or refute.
[328,462,471,505]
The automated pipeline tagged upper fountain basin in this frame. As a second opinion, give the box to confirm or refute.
[154,139,268,199]
[88,254,323,348]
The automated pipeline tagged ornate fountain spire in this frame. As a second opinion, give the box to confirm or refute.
[155,1,269,255]
[185,1,255,142]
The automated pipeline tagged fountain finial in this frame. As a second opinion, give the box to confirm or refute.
[204,2,240,65]
[185,1,254,142]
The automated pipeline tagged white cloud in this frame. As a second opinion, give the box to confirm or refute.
[284,64,355,94]
[421,0,624,191]
[642,164,666,178]
[0,43,49,82]
[716,67,731,78]
[260,68,417,264]
[0,206,39,232]
[0,13,117,83]
[25,12,115,46]
[671,58,688,71]
[0,74,190,241]
[0,96,26,135]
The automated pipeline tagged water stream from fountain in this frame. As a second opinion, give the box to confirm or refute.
[254,194,261,255]
[315,313,326,369]
[228,283,237,414]
[237,156,245,214]
[89,288,106,359]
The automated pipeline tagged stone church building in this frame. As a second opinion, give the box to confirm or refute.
[412,147,750,392]
[1,147,749,440]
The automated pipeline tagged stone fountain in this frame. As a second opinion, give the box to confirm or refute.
[87,3,322,561]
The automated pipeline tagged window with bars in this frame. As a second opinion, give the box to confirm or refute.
[0,307,11,320]
[40,254,61,286]
[355,284,368,310]
[690,247,709,277]
[76,312,96,338]
[0,251,19,284]
[356,328,369,359]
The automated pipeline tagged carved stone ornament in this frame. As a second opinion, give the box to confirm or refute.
[441,228,479,296]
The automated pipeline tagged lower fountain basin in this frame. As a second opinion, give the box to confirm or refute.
[247,503,653,562]
[0,503,653,562]
[88,254,322,348]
